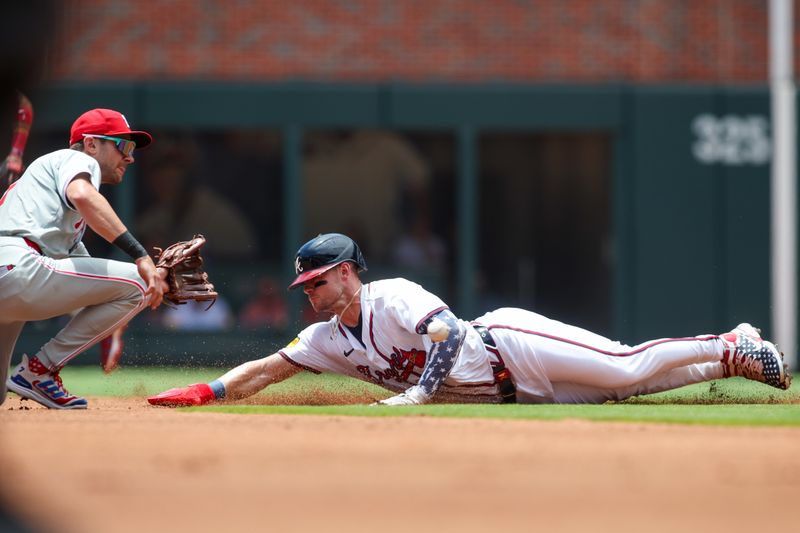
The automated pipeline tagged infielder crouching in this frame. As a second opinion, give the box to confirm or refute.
[149,233,791,407]
[0,109,168,409]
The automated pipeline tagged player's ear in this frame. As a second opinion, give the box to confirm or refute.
[82,136,99,155]
[339,261,353,279]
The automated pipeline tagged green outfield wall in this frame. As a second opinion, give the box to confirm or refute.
[17,82,780,363]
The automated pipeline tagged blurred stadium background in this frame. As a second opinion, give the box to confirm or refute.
[2,0,792,366]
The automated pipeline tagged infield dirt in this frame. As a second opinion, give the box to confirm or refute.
[1,396,798,533]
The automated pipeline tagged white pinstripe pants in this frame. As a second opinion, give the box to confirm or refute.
[475,308,726,404]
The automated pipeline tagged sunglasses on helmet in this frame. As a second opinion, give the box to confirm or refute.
[83,134,137,157]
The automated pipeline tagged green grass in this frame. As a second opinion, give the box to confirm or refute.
[59,365,800,426]
[60,365,385,398]
[198,403,800,426]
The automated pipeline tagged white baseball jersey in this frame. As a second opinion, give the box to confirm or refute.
[0,149,100,258]
[280,278,499,400]
[281,278,728,404]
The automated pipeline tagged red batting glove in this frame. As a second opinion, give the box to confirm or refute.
[1,154,23,184]
[147,383,215,407]
[4,154,22,175]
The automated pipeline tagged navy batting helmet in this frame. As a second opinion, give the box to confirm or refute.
[289,233,367,289]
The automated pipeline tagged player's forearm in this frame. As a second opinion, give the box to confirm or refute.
[416,309,466,397]
[2,93,33,185]
[376,314,466,406]
[10,93,33,156]
[218,354,302,400]
[376,310,467,405]
[68,180,127,242]
[147,354,302,407]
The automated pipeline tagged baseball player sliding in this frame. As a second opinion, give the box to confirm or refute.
[150,233,791,407]
[0,108,169,409]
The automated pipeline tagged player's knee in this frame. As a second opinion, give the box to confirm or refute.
[104,281,148,316]
[116,269,149,306]
[114,280,145,304]
[130,287,149,311]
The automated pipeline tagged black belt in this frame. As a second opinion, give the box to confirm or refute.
[474,325,517,404]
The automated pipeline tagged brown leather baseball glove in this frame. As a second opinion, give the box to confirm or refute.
[153,235,218,307]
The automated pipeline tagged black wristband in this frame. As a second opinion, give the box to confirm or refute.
[113,231,149,260]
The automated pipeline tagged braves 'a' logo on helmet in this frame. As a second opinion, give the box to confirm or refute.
[289,233,367,290]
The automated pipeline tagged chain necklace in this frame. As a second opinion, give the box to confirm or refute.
[330,285,362,339]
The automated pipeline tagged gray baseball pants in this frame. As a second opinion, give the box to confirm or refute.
[0,238,146,405]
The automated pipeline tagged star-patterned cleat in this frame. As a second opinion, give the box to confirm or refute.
[6,354,88,409]
[719,323,791,390]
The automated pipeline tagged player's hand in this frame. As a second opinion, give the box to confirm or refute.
[0,154,23,185]
[147,383,216,407]
[372,386,430,406]
[136,255,167,309]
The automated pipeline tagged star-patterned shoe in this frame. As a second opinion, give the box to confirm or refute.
[6,354,88,409]
[719,323,791,390]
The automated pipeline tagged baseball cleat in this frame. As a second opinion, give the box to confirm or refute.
[147,383,215,407]
[6,354,88,409]
[719,323,791,390]
[100,325,126,374]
